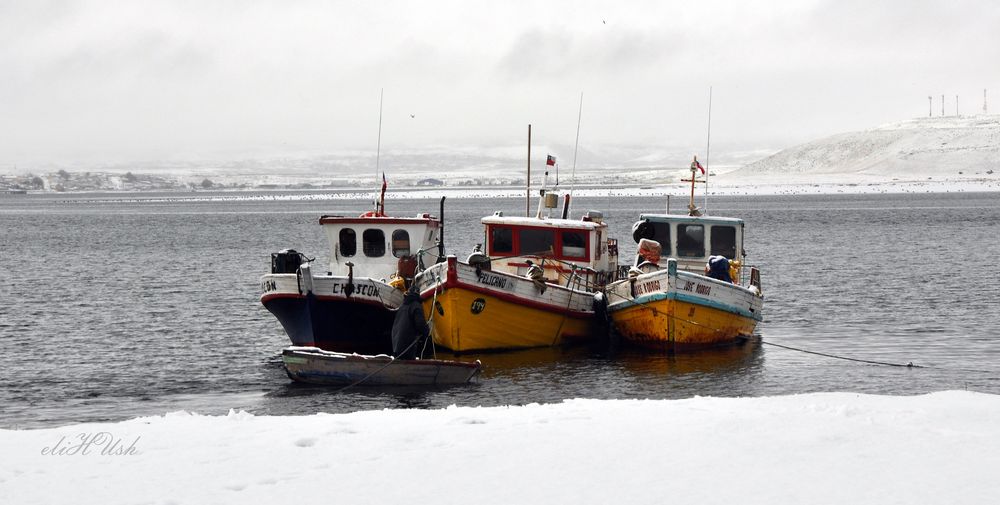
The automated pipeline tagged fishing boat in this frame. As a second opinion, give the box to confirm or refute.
[260,190,446,354]
[413,187,620,352]
[604,157,764,351]
[281,347,481,386]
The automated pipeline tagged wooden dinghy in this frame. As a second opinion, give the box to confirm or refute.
[281,347,481,386]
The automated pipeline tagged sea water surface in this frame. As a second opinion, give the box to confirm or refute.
[1,191,998,428]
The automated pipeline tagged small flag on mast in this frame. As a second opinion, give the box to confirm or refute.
[692,158,705,175]
[546,155,556,166]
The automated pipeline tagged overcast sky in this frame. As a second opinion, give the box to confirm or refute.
[2,0,998,167]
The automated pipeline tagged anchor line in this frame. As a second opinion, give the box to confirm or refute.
[326,337,422,394]
[420,272,441,359]
[603,288,942,370]
[760,341,922,368]
[550,264,579,346]
[368,279,394,310]
[332,275,445,394]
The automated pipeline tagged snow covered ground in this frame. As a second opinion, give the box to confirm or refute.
[730,115,1000,180]
[3,391,999,504]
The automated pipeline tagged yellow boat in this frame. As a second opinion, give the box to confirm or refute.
[605,158,764,351]
[413,195,620,352]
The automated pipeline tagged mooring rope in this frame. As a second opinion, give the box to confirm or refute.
[760,340,920,368]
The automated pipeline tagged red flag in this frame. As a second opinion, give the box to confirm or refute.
[692,159,705,174]
[379,173,387,215]
[546,155,556,166]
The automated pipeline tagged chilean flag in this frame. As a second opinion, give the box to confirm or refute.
[693,159,705,174]
[546,155,556,166]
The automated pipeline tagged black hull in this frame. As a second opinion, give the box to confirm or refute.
[263,294,395,354]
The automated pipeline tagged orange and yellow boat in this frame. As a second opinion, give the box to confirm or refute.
[413,198,620,353]
[605,159,764,351]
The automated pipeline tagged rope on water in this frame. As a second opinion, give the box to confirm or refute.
[760,340,922,368]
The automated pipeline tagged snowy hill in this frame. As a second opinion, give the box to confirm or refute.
[726,115,1000,182]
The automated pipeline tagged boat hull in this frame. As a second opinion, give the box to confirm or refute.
[607,259,763,351]
[281,348,481,386]
[414,258,596,353]
[261,273,402,354]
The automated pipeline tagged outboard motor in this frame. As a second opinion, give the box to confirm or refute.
[271,249,307,274]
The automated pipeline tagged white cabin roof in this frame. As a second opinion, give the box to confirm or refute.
[638,213,745,226]
[480,215,604,230]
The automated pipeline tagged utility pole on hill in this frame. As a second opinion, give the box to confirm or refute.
[941,94,945,116]
[928,96,932,117]
[956,95,959,116]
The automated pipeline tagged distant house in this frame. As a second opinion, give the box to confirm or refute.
[416,178,444,186]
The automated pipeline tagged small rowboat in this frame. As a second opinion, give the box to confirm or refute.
[281,347,481,386]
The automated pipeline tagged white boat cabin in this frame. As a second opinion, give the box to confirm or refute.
[631,214,745,275]
[481,211,619,287]
[321,214,442,279]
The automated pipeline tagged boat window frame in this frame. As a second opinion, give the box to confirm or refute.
[339,228,357,258]
[710,225,738,260]
[362,228,386,258]
[489,225,514,255]
[518,227,557,257]
[560,230,589,260]
[391,229,411,258]
[649,222,672,256]
[676,223,706,258]
[487,224,591,262]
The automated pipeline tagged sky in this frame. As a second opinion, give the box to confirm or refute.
[2,0,998,168]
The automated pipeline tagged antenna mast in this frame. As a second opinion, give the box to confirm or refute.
[374,88,384,211]
[570,93,583,196]
[526,124,532,217]
[704,86,713,214]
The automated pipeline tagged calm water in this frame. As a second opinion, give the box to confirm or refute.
[2,191,999,428]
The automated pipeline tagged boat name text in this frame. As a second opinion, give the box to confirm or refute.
[682,281,712,296]
[635,280,662,295]
[332,283,380,297]
[476,271,514,291]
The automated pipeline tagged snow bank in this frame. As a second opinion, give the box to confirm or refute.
[3,392,999,504]
[730,115,1000,181]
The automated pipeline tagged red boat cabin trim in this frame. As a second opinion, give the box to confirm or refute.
[486,223,590,262]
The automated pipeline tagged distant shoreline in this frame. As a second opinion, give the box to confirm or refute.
[10,177,998,202]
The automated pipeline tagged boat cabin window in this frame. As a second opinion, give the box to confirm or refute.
[519,228,555,256]
[561,230,587,259]
[339,228,356,257]
[650,222,672,255]
[710,226,737,259]
[391,229,411,258]
[677,224,705,258]
[363,229,386,257]
[490,226,513,254]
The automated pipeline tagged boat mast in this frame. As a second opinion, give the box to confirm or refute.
[704,86,712,214]
[566,92,583,219]
[374,88,384,213]
[526,124,532,217]
[682,155,703,216]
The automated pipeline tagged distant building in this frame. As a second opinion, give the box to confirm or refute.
[416,178,444,186]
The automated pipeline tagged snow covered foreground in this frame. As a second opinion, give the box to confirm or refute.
[3,392,999,504]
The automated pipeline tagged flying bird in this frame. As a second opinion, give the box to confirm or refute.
[410,114,415,118]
